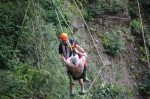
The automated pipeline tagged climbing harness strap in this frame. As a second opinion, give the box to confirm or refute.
[68,41,73,52]
[68,39,76,52]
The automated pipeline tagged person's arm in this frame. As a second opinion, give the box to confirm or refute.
[70,39,87,57]
[61,54,67,63]
[59,43,67,62]
[74,44,85,53]
[74,48,87,57]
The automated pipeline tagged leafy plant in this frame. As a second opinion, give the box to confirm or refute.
[101,30,125,56]
[0,1,25,69]
[91,82,126,98]
[129,63,135,70]
[130,19,148,37]
[139,46,149,63]
[101,0,125,14]
[130,19,141,36]
[138,72,150,96]
[84,3,102,21]
[128,2,139,19]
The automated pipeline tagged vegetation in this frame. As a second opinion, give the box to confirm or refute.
[139,72,150,96]
[0,0,150,98]
[91,82,126,98]
[101,30,125,56]
[0,0,69,98]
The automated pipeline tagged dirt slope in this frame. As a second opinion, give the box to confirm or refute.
[71,12,149,98]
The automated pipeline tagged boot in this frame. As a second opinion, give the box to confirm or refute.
[70,90,75,96]
[83,69,90,82]
[79,88,85,95]
[68,73,76,85]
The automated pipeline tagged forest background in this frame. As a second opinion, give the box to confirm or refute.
[0,0,150,99]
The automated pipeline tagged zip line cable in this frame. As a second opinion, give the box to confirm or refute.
[51,0,74,36]
[52,0,79,42]
[73,0,105,64]
[136,0,150,69]
[53,0,108,96]
[73,0,107,95]
[52,0,108,97]
[55,8,63,32]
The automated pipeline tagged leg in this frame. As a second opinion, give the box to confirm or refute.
[78,79,85,95]
[69,81,75,96]
[67,70,76,85]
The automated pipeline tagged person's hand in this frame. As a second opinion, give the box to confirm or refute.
[74,48,79,53]
[82,52,87,57]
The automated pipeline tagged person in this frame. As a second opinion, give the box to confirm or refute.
[59,32,90,84]
[65,53,86,96]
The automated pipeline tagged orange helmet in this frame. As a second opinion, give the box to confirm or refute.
[60,33,68,40]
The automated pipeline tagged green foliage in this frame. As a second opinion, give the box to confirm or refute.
[91,82,125,98]
[139,57,147,63]
[74,0,88,8]
[83,0,126,21]
[116,67,123,80]
[129,63,135,70]
[138,72,150,96]
[126,35,135,42]
[140,0,150,25]
[101,30,125,56]
[128,1,139,19]
[1,0,150,98]
[130,18,148,36]
[84,3,102,21]
[139,46,148,63]
[130,18,149,47]
[0,0,70,98]
[0,1,25,69]
[0,65,51,98]
[0,69,32,98]
[130,19,141,36]
[101,0,125,14]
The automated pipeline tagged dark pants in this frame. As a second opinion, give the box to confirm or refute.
[67,70,83,80]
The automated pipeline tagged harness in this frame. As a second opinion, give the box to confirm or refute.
[68,39,76,52]
[68,41,73,52]
[62,39,76,53]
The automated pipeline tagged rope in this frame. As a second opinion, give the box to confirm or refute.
[51,0,73,35]
[53,0,108,96]
[73,0,107,95]
[73,0,105,64]
[55,8,63,32]
[136,0,150,69]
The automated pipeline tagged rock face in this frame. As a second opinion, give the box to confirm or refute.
[102,15,131,27]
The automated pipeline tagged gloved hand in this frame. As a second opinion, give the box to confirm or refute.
[82,52,87,57]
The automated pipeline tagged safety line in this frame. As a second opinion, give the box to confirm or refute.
[73,0,105,64]
[51,0,73,35]
[52,0,107,96]
[55,8,63,32]
[73,0,107,96]
[136,0,150,69]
